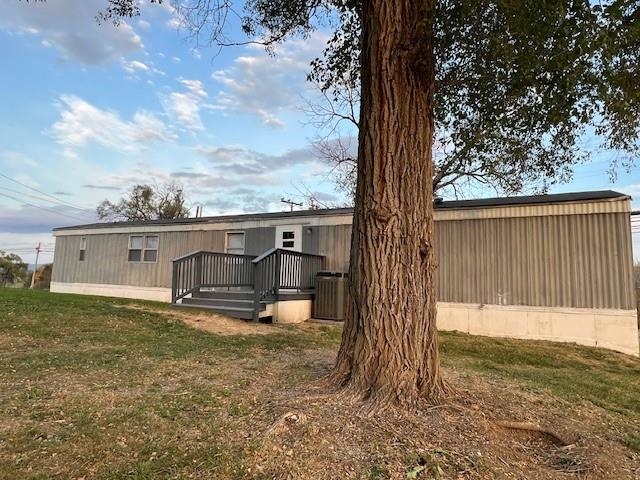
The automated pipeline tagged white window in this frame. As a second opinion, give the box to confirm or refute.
[79,237,87,261]
[129,234,159,262]
[225,232,245,255]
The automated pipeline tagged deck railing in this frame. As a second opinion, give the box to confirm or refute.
[171,248,325,319]
[171,251,256,303]
[251,248,325,320]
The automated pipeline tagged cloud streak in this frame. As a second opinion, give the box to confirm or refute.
[162,79,208,131]
[211,33,328,127]
[51,95,175,153]
[0,0,143,64]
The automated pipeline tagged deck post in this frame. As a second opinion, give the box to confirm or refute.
[252,262,261,322]
[171,261,178,304]
[275,249,282,301]
[194,253,203,298]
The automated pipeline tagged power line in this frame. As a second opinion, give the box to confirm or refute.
[0,192,90,223]
[0,185,94,219]
[0,172,90,211]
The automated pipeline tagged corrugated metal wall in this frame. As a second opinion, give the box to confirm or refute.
[435,213,635,310]
[52,210,635,310]
[52,230,225,288]
[303,225,352,272]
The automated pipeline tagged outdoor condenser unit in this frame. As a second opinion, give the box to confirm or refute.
[314,272,348,321]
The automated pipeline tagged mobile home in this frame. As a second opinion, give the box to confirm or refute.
[51,190,638,355]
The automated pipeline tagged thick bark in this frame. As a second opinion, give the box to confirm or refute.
[327,0,446,409]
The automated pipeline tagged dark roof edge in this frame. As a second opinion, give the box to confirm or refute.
[53,190,629,232]
[53,207,355,231]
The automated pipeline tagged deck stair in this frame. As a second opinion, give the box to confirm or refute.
[171,248,324,321]
[180,290,266,320]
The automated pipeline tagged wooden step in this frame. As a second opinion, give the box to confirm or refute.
[193,290,255,300]
[184,297,257,308]
[179,297,267,320]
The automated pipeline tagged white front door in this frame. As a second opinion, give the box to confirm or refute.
[275,225,302,252]
[275,225,303,289]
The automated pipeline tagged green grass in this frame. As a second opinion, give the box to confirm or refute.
[440,331,640,416]
[1,288,640,478]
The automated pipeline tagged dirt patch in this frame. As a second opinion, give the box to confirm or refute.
[118,304,343,339]
[118,304,284,336]
[243,364,640,479]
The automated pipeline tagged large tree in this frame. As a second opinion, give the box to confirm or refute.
[95,0,638,409]
[97,182,190,221]
[308,1,640,199]
[0,251,28,287]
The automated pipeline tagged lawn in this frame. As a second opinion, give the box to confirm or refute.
[1,289,639,479]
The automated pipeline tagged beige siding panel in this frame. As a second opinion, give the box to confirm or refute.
[434,197,630,221]
[53,230,225,288]
[303,225,351,272]
[435,212,635,310]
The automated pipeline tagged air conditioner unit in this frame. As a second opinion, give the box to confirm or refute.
[314,272,348,321]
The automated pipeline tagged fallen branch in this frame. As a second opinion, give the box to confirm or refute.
[494,420,574,446]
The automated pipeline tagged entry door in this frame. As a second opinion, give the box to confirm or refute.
[275,225,302,252]
[275,225,303,289]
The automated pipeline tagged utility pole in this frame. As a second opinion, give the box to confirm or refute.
[29,242,40,289]
[281,197,303,212]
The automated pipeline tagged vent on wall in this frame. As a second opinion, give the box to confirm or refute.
[314,272,348,321]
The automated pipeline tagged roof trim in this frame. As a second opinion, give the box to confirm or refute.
[53,190,629,233]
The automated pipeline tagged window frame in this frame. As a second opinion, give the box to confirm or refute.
[128,234,159,263]
[225,231,246,255]
[79,236,87,261]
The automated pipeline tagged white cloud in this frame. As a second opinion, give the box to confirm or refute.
[211,33,327,128]
[0,0,143,64]
[51,95,175,153]
[138,19,151,30]
[162,80,208,131]
[121,58,165,78]
[167,17,182,30]
[122,59,150,74]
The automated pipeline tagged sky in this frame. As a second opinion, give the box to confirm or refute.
[0,0,638,265]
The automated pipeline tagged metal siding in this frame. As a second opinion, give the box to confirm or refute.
[303,225,351,272]
[435,212,635,309]
[243,227,275,255]
[53,230,225,288]
[52,210,635,310]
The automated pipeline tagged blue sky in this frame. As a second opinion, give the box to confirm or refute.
[0,0,638,264]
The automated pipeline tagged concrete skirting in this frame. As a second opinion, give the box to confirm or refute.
[437,302,640,356]
[50,282,172,303]
[271,299,312,324]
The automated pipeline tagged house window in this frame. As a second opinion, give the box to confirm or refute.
[226,232,245,255]
[128,234,159,262]
[281,230,296,248]
[79,237,86,261]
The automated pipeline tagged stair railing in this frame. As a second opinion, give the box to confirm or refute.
[251,249,325,321]
[171,251,256,303]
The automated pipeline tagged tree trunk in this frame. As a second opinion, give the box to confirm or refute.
[327,0,446,409]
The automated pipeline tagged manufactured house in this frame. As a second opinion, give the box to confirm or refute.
[51,190,639,356]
